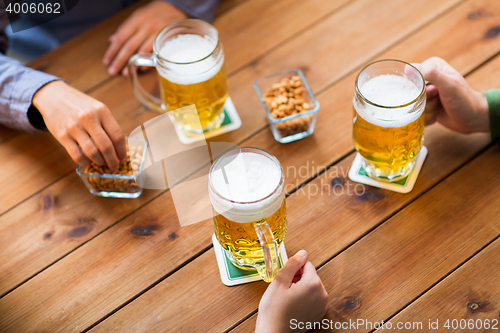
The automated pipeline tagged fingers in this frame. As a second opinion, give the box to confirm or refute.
[108,29,150,76]
[274,250,308,287]
[78,102,123,170]
[101,111,127,163]
[420,57,457,90]
[88,126,121,170]
[424,96,442,126]
[62,137,92,167]
[103,21,139,72]
[74,130,105,166]
[301,261,328,297]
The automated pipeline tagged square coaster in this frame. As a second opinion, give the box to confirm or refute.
[212,234,289,286]
[172,97,242,144]
[348,146,428,194]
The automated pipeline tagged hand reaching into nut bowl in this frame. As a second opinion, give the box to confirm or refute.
[77,139,147,198]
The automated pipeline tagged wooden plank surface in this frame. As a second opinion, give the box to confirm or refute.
[0,98,489,331]
[0,76,159,215]
[312,145,500,332]
[90,143,500,333]
[0,126,19,144]
[240,0,500,188]
[1,0,499,332]
[378,236,500,333]
[0,0,352,215]
[0,0,464,215]
[0,0,496,326]
[0,0,471,304]
[0,175,162,297]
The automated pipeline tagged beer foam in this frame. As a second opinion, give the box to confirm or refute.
[209,152,284,223]
[355,74,424,128]
[158,34,223,85]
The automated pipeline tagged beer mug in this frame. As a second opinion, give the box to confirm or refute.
[353,59,426,182]
[208,147,287,282]
[129,19,228,134]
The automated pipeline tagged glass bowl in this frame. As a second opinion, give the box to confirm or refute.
[254,68,320,143]
[76,137,148,198]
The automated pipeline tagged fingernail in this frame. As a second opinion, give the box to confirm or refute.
[103,58,109,66]
[297,250,307,257]
[108,67,116,76]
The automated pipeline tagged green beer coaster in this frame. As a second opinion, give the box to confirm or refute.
[173,97,242,144]
[348,146,428,194]
[212,234,289,287]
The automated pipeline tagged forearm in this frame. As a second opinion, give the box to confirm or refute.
[160,0,220,22]
[482,89,500,143]
[0,54,60,132]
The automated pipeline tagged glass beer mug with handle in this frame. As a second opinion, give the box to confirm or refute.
[208,148,287,282]
[353,59,426,182]
[128,19,228,134]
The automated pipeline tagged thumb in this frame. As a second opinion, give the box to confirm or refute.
[274,250,308,287]
[420,57,455,92]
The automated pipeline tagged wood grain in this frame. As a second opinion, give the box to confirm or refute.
[90,143,500,333]
[0,77,159,215]
[312,145,500,332]
[0,0,473,301]
[377,237,500,333]
[215,0,464,146]
[0,126,19,144]
[0,174,161,297]
[239,0,500,189]
[0,0,492,324]
[0,0,464,216]
[0,0,352,215]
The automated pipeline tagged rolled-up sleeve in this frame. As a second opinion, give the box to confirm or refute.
[161,0,220,22]
[0,54,60,132]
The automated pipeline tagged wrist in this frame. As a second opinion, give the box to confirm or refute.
[32,80,66,117]
[255,316,290,333]
[470,90,490,132]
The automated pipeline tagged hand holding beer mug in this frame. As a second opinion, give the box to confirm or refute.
[209,148,287,282]
[129,19,228,134]
[353,59,426,182]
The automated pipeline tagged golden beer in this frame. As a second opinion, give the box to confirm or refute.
[158,64,228,133]
[213,198,287,268]
[353,60,426,182]
[129,19,228,134]
[209,148,287,282]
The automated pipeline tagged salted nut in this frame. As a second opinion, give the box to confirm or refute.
[264,75,314,137]
[83,145,143,193]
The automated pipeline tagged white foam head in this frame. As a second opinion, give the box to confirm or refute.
[355,74,424,128]
[209,151,284,223]
[157,34,223,85]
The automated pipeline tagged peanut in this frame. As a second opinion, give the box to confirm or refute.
[263,75,315,138]
[83,145,142,194]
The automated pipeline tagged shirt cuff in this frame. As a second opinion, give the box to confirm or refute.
[10,68,60,133]
[483,89,500,143]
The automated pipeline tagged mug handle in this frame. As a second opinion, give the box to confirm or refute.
[253,220,279,282]
[128,54,164,113]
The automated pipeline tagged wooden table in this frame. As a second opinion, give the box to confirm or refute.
[1,0,500,331]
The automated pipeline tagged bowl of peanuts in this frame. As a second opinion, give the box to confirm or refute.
[76,137,148,198]
[254,69,320,143]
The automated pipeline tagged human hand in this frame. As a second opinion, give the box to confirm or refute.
[416,57,490,134]
[33,81,126,170]
[255,250,328,333]
[103,1,187,76]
